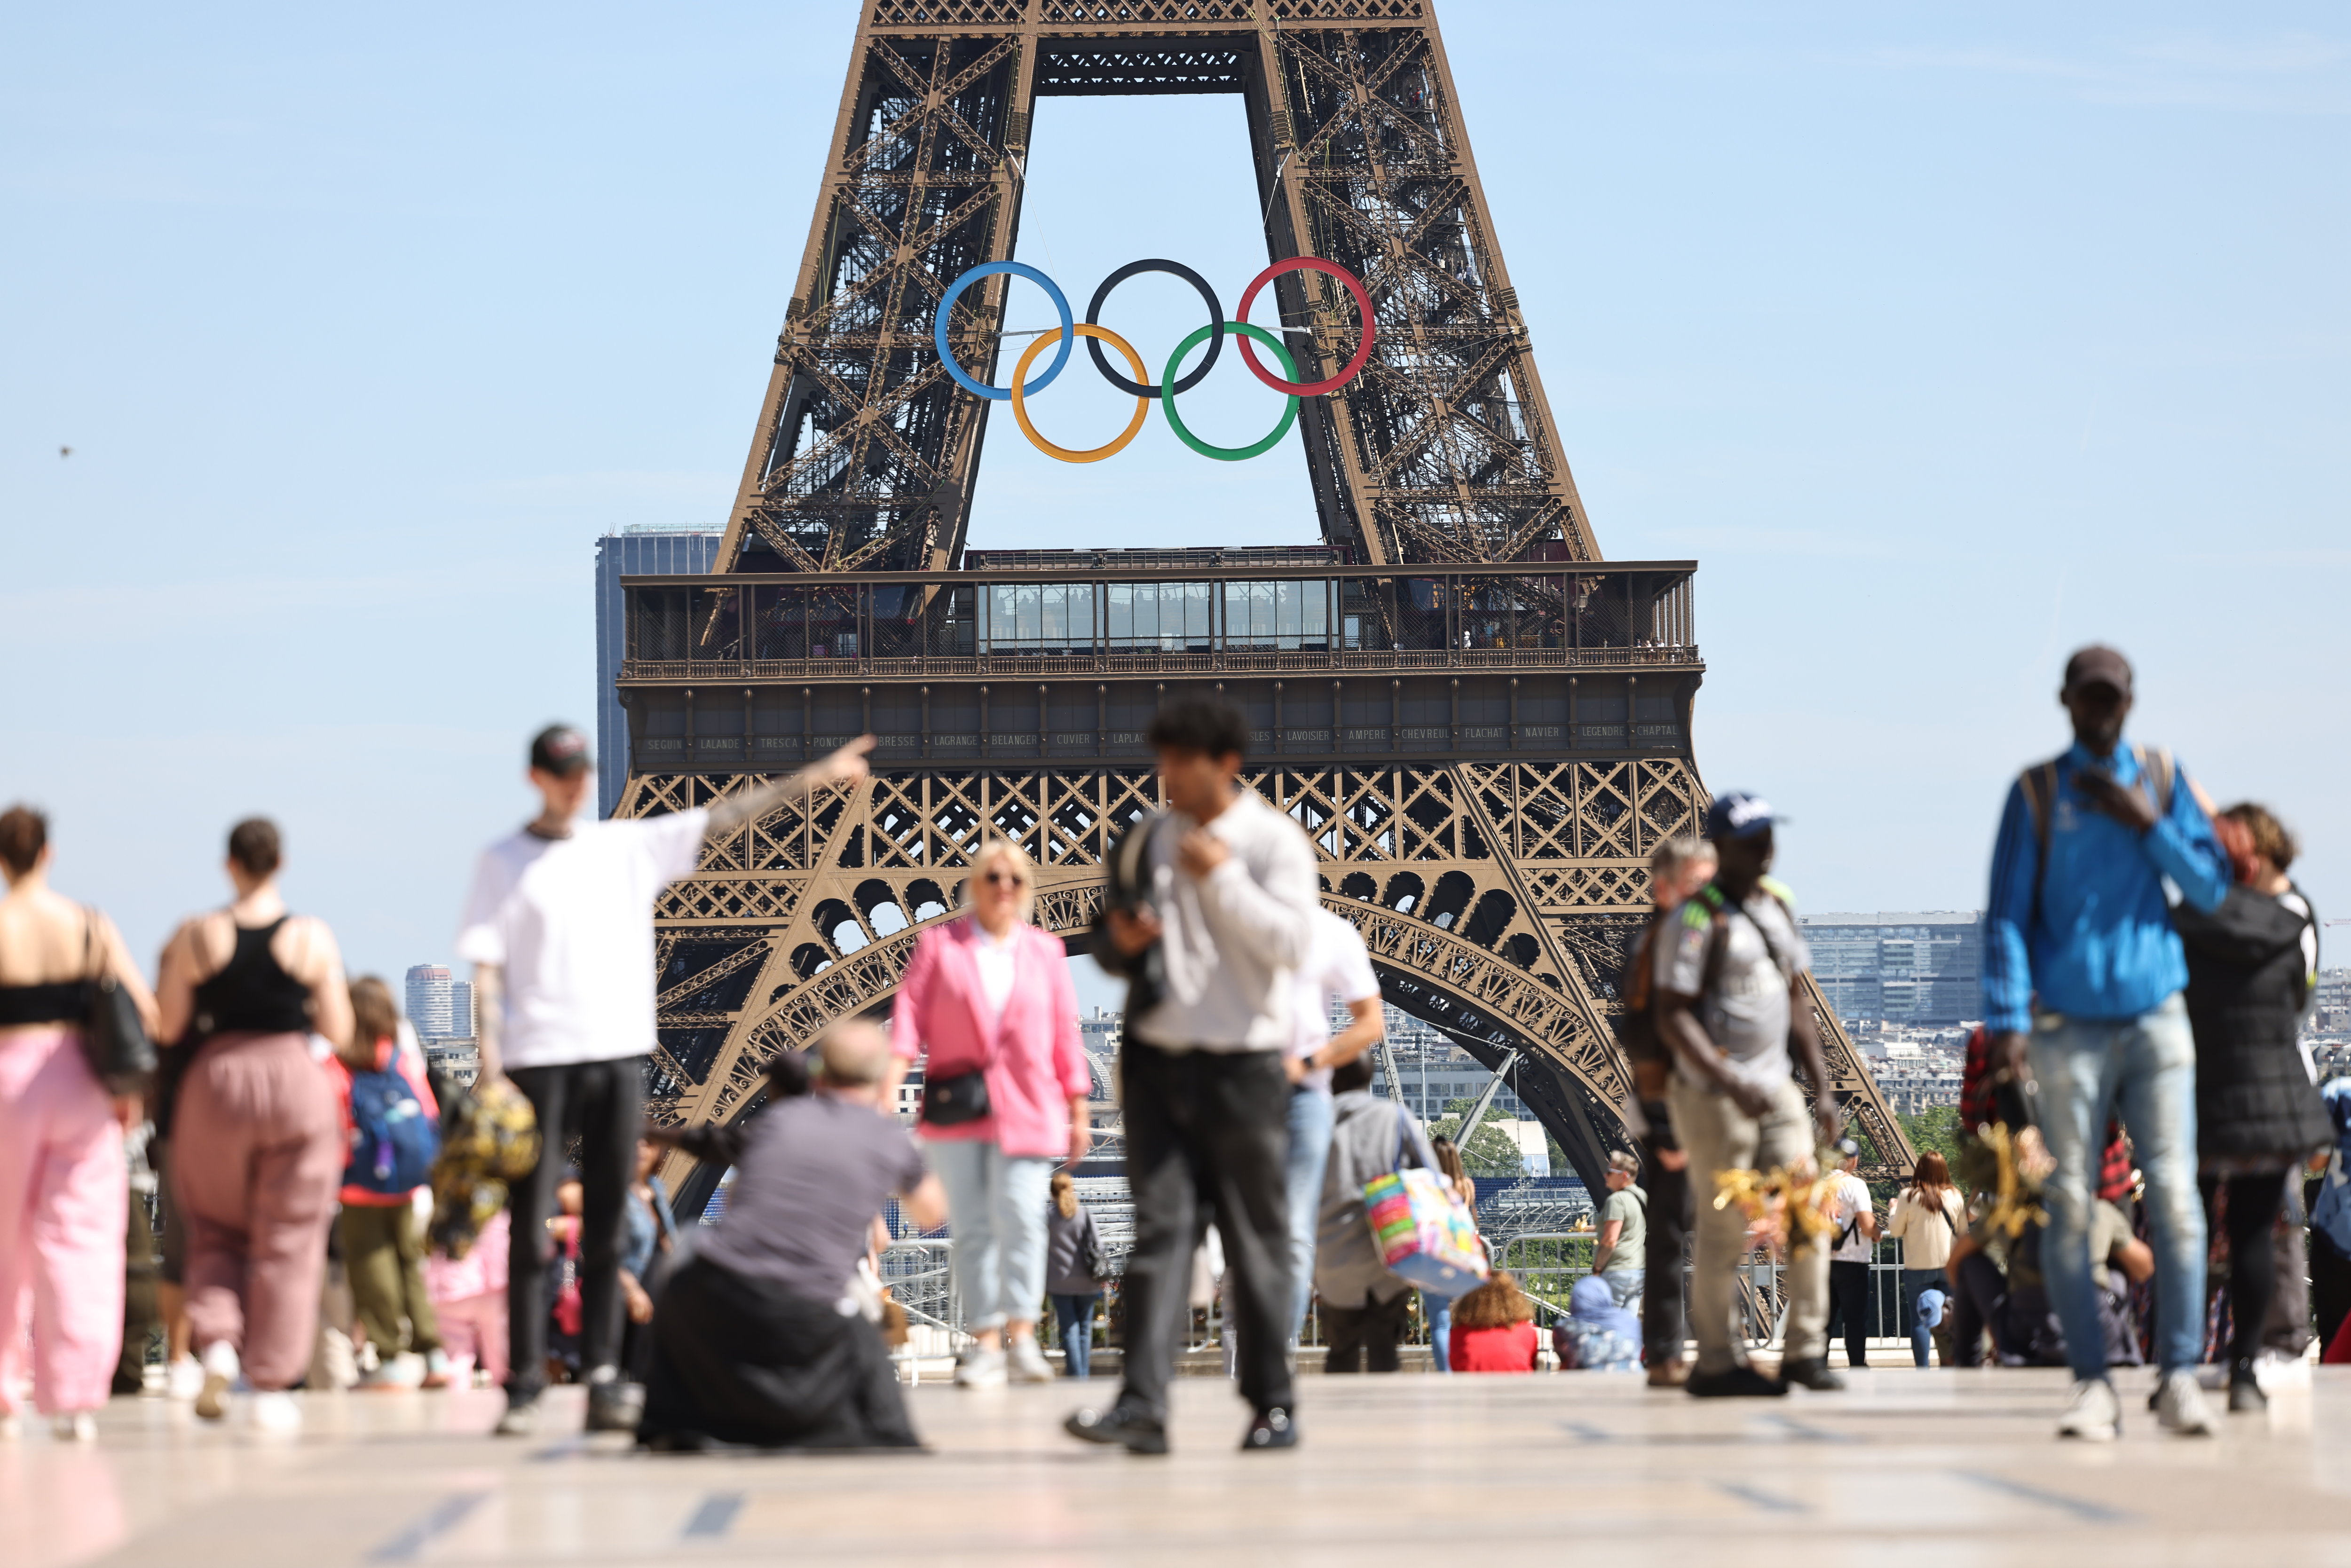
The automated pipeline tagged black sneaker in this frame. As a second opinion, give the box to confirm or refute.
[1241,1407,1298,1450]
[1780,1358,1846,1392]
[2228,1371,2268,1413]
[1064,1403,1169,1455]
[1686,1366,1788,1399]
[492,1394,540,1436]
[585,1379,646,1433]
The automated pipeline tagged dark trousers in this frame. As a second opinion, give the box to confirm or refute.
[1322,1292,1409,1372]
[506,1056,643,1400]
[1117,1041,1293,1420]
[1638,1135,1691,1365]
[1827,1260,1873,1366]
[1051,1292,1099,1379]
[639,1256,916,1451]
[1948,1251,2009,1367]
[2200,1170,2285,1372]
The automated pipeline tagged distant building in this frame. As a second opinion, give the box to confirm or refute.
[424,1040,480,1087]
[596,528,722,819]
[1079,1007,1121,1056]
[404,964,454,1038]
[1373,1008,1531,1120]
[2312,969,2351,1036]
[450,979,474,1039]
[1801,911,1985,1025]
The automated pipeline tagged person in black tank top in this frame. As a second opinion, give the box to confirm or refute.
[154,817,352,1430]
[189,917,315,1038]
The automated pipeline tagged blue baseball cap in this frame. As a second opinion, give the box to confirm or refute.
[1704,791,1783,841]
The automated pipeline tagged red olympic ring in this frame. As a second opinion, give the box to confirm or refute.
[1235,256,1377,398]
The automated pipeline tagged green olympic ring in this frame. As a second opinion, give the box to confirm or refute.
[1160,323,1300,463]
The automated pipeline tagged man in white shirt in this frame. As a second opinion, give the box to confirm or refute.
[1068,697,1318,1456]
[1282,909,1385,1340]
[458,724,872,1435]
[1824,1139,1879,1370]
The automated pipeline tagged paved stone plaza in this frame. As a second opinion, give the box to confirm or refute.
[6,1369,2347,1567]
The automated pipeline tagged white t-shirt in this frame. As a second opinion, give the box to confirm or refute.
[970,919,1017,1025]
[1288,909,1381,1094]
[454,811,708,1070]
[1828,1170,1875,1263]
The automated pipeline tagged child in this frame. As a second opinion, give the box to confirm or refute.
[1554,1275,1643,1372]
[426,1208,509,1387]
[1449,1270,1539,1372]
[325,978,446,1388]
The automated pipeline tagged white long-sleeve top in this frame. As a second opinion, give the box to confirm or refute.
[1128,788,1320,1053]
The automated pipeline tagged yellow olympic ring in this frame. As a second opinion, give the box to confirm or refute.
[1009,323,1151,464]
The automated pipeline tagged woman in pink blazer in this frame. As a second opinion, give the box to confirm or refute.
[889,840,1091,1388]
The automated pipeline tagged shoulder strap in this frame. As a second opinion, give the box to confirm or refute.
[1692,883,1733,1003]
[82,906,100,983]
[2132,745,2176,817]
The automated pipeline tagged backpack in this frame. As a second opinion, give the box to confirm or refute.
[2016,745,2176,925]
[345,1065,440,1197]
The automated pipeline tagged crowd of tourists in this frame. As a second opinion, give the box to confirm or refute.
[0,645,2342,1454]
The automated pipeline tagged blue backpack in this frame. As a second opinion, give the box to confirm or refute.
[346,1067,440,1196]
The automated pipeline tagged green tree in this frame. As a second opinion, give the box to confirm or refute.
[1898,1105,1965,1190]
[1429,1096,1524,1177]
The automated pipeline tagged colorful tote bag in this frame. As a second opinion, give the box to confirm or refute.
[1363,1108,1489,1299]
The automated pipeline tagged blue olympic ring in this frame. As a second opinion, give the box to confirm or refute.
[934,261,1075,401]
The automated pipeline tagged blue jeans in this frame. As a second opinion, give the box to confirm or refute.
[2027,993,2205,1378]
[1425,1292,1452,1371]
[1899,1268,1946,1367]
[1284,1087,1335,1339]
[925,1140,1054,1331]
[1050,1292,1100,1378]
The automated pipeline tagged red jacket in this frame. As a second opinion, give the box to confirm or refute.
[1449,1320,1538,1373]
[891,918,1089,1158]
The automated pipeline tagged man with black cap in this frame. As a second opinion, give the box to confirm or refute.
[457,723,874,1435]
[1654,792,1844,1397]
[1983,646,2229,1441]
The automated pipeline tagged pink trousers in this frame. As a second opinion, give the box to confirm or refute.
[0,1027,126,1416]
[172,1032,341,1391]
[433,1292,509,1383]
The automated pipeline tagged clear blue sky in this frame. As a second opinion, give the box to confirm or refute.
[6,4,2346,997]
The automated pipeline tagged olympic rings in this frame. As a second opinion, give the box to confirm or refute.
[1236,256,1376,397]
[1160,323,1300,463]
[935,261,1073,401]
[1084,259,1223,399]
[1011,324,1153,464]
[932,254,1370,461]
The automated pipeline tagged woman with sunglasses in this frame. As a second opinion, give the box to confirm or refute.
[888,840,1091,1387]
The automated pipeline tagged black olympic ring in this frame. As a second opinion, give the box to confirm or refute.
[1083,259,1224,400]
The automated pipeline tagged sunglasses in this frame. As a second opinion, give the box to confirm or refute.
[980,869,1029,888]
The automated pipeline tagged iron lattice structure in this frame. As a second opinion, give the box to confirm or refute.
[622,0,1914,1191]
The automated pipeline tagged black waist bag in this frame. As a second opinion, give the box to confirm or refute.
[922,1067,991,1127]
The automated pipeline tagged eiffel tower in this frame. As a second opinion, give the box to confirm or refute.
[613,0,1915,1206]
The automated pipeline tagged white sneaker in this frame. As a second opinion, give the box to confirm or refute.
[248,1392,301,1433]
[166,1356,206,1402]
[358,1352,426,1389]
[1007,1337,1054,1384]
[2154,1368,2219,1436]
[194,1342,240,1422]
[2056,1377,2120,1442]
[50,1411,97,1443]
[954,1347,1008,1390]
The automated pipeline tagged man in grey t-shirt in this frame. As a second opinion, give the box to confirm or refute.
[1655,792,1843,1398]
[1592,1151,1648,1310]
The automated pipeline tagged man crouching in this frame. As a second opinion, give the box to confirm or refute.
[637,1021,946,1451]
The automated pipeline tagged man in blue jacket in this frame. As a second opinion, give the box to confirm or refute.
[1983,646,2228,1441]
